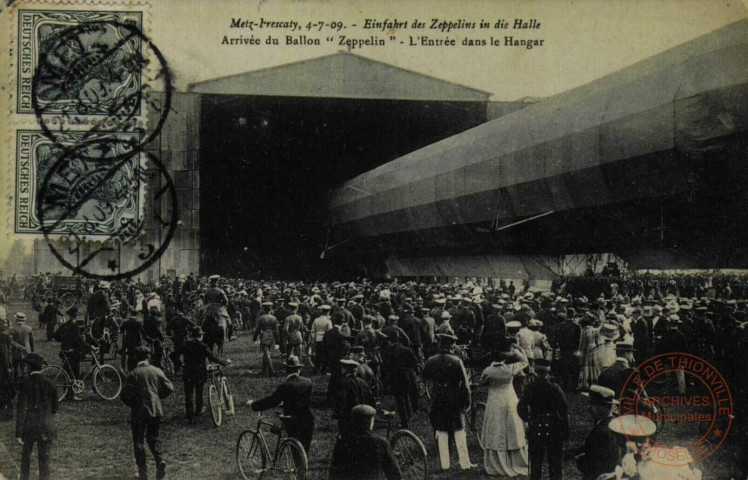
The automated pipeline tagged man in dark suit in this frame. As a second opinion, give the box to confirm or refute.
[398,305,422,355]
[324,316,351,402]
[382,333,420,429]
[176,326,230,423]
[121,309,145,371]
[555,310,582,391]
[11,312,34,376]
[15,353,58,480]
[576,385,623,480]
[121,346,174,480]
[334,359,375,437]
[518,358,569,480]
[597,341,638,397]
[248,355,314,453]
[329,404,401,480]
[481,305,506,347]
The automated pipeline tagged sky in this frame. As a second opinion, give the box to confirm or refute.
[148,0,747,100]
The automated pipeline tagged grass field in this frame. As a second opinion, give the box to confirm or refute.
[0,301,742,479]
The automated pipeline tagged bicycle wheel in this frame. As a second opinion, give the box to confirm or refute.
[93,364,122,400]
[275,438,308,480]
[417,377,430,400]
[236,430,267,480]
[60,292,77,309]
[390,429,428,480]
[222,377,235,416]
[209,383,222,426]
[465,402,486,451]
[41,365,71,402]
[161,347,175,377]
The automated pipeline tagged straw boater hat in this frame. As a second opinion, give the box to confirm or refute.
[599,322,620,341]
[582,385,619,406]
[608,414,657,438]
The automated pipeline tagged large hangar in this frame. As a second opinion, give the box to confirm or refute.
[327,19,748,278]
[189,52,496,279]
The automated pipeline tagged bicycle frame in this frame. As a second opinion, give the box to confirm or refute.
[255,414,288,460]
[61,350,102,383]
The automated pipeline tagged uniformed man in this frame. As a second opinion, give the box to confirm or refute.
[517,358,569,480]
[253,302,279,376]
[284,302,305,359]
[423,333,474,471]
[329,404,402,480]
[274,298,291,355]
[334,359,375,437]
[204,275,229,305]
[247,355,314,453]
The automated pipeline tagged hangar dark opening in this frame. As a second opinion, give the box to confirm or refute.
[198,94,487,279]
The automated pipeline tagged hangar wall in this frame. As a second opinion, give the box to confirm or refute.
[28,92,201,281]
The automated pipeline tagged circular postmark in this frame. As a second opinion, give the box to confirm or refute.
[35,138,178,280]
[31,20,173,159]
[618,352,733,466]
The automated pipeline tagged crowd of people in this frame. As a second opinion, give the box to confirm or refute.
[1,270,746,479]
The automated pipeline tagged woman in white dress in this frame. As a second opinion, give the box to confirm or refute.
[480,344,530,478]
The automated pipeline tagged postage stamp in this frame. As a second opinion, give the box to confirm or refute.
[17,9,144,115]
[15,129,145,236]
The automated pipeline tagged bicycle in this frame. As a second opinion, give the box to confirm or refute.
[41,349,122,402]
[236,410,308,480]
[463,383,487,451]
[207,363,235,427]
[159,336,176,377]
[375,402,429,480]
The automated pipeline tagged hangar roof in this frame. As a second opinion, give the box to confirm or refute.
[188,52,491,101]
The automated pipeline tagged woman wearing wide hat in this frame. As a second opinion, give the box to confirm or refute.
[480,340,530,478]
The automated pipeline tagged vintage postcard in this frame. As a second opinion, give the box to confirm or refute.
[0,0,746,479]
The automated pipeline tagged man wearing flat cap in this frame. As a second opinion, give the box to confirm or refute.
[121,346,174,480]
[247,355,314,453]
[518,358,568,480]
[423,333,475,471]
[15,353,57,480]
[329,404,401,480]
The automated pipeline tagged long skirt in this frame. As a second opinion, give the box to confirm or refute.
[484,446,529,477]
